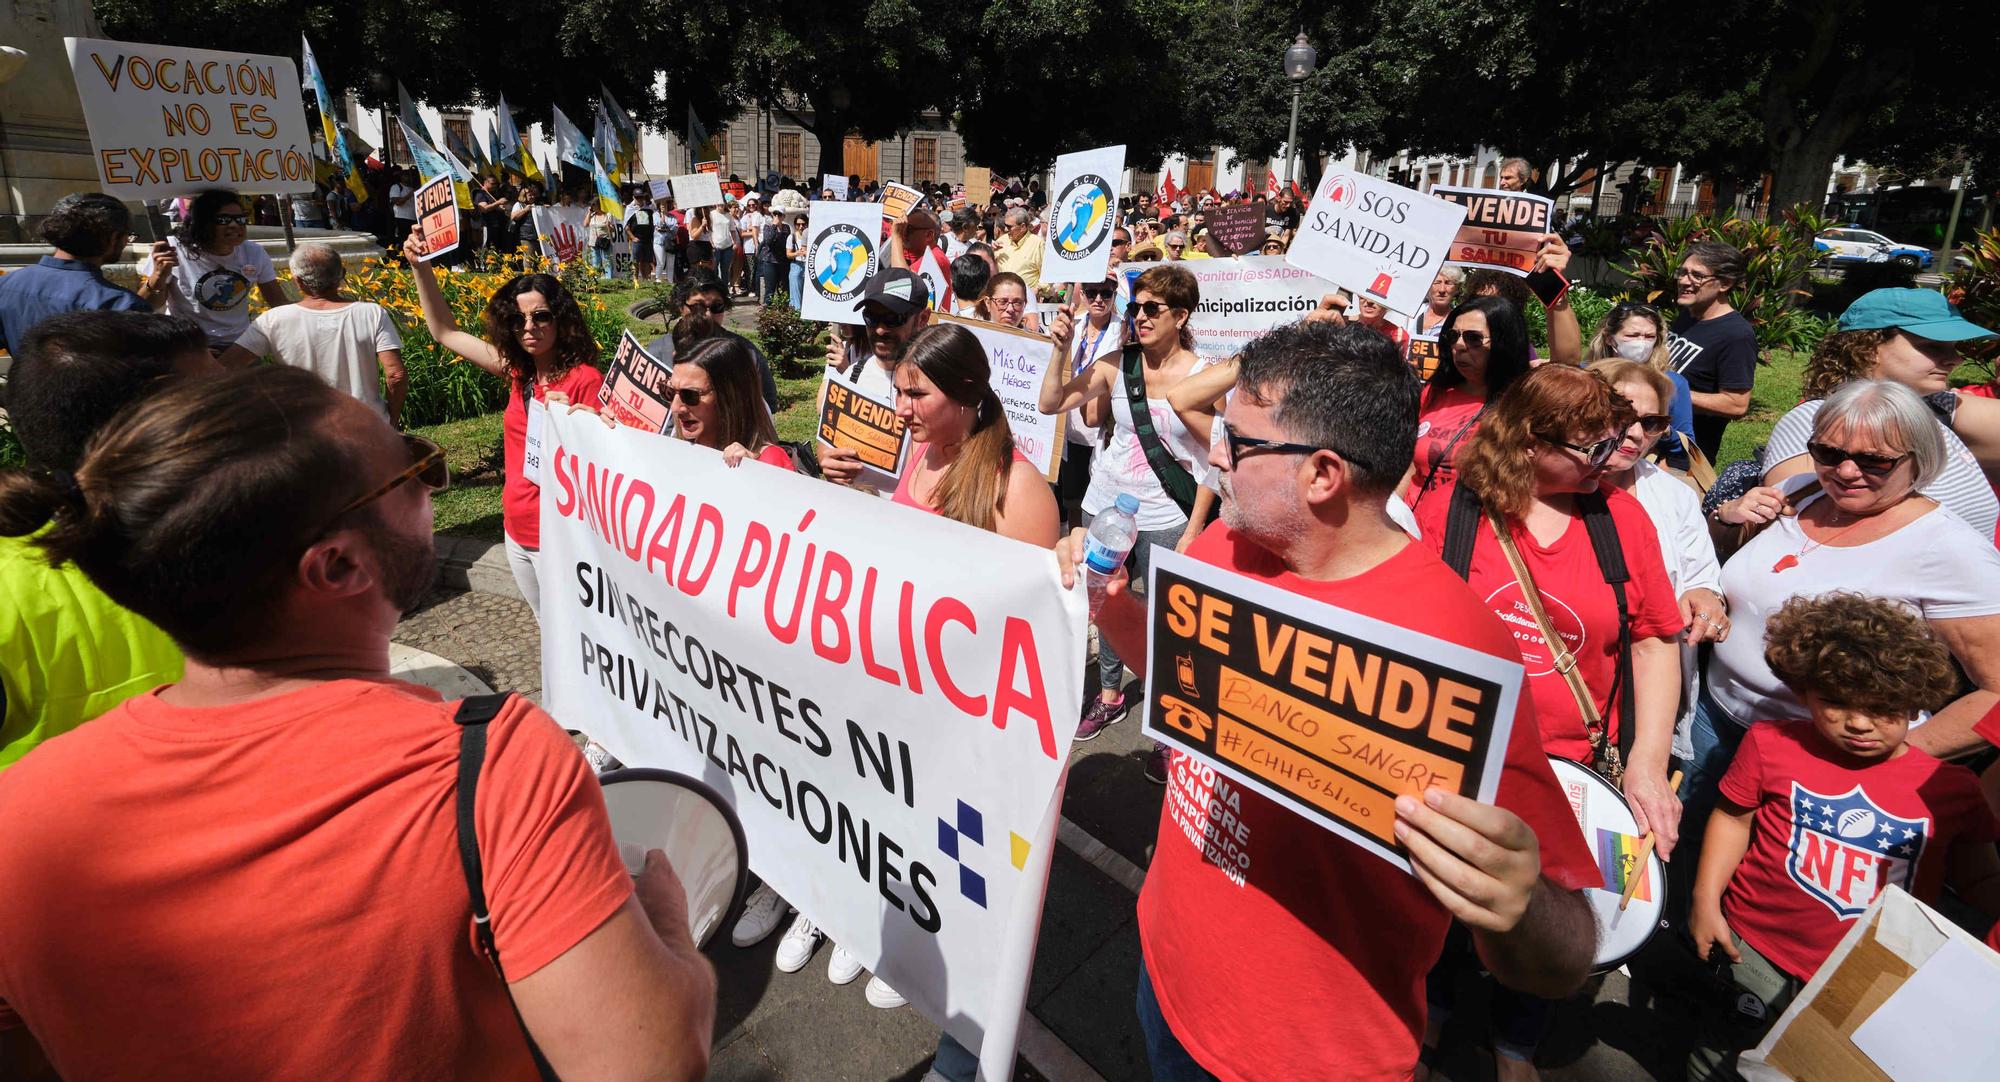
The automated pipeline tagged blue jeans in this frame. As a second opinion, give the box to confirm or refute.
[716,246,735,290]
[588,245,613,279]
[1671,686,1749,917]
[788,262,805,310]
[929,1034,976,1082]
[1083,517,1183,694]
[1137,958,1219,1082]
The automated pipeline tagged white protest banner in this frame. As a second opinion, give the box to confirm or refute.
[1127,255,1338,362]
[1038,144,1125,285]
[933,312,1065,481]
[1286,171,1465,316]
[539,412,1085,1078]
[671,172,724,209]
[1141,548,1522,873]
[531,204,590,263]
[65,37,314,202]
[824,173,850,199]
[803,200,883,325]
[1431,185,1556,276]
[648,178,673,201]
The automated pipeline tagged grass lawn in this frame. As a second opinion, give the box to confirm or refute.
[1715,348,1805,470]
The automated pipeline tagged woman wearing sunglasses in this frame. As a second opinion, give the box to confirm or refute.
[404,228,604,619]
[1739,288,2000,541]
[1041,263,1217,753]
[137,189,290,351]
[1405,295,1536,518]
[1050,278,1122,529]
[647,271,779,415]
[1590,359,1727,767]
[669,336,791,470]
[1698,380,2000,793]
[1416,364,1685,1079]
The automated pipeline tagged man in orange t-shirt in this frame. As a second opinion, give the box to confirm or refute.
[0,367,714,1081]
[1064,321,1600,1081]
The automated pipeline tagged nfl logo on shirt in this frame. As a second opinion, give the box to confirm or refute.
[1785,783,1928,919]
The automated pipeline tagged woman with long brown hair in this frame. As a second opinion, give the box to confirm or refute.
[404,228,604,619]
[891,324,1058,541]
[669,336,790,470]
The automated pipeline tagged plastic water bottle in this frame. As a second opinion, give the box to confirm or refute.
[1083,493,1141,619]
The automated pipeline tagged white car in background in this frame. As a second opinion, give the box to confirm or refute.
[1814,227,1935,269]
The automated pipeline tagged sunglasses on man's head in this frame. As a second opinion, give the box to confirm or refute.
[1806,441,1912,477]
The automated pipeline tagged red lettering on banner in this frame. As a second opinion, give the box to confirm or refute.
[728,521,772,616]
[812,550,855,662]
[678,503,724,595]
[926,597,984,716]
[645,493,686,577]
[899,580,925,695]
[993,616,1057,757]
[857,567,902,686]
[619,479,653,562]
[552,447,577,516]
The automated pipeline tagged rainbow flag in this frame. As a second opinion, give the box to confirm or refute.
[1595,828,1652,902]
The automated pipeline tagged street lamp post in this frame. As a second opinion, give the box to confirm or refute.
[1282,32,1317,190]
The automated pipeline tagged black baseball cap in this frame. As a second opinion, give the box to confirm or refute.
[853,268,931,317]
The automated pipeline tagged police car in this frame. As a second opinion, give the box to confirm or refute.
[1814,227,1935,269]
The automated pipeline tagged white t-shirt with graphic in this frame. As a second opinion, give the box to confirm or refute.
[139,239,277,347]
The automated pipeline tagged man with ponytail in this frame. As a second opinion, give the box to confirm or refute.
[0,367,715,1080]
[0,310,208,770]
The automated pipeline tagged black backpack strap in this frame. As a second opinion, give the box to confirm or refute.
[453,693,561,1082]
[1578,491,1636,762]
[1441,481,1483,580]
[1121,344,1197,516]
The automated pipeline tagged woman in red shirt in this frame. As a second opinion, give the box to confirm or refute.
[405,230,605,620]
[1417,364,1685,1080]
[668,336,792,470]
[1406,296,1535,518]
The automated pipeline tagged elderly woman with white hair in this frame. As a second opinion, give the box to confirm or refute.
[1413,267,1463,337]
[220,242,407,424]
[1688,379,2000,812]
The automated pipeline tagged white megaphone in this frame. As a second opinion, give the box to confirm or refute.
[596,767,749,950]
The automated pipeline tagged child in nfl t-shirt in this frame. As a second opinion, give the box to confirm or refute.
[1687,593,2000,1080]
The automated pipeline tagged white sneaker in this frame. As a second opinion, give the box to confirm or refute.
[827,944,863,985]
[774,914,822,973]
[865,975,907,1009]
[731,884,788,947]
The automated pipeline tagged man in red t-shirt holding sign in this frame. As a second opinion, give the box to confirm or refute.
[1063,320,1600,1081]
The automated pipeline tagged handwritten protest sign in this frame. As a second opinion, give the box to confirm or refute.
[803,200,883,325]
[1287,171,1465,316]
[1130,255,1338,362]
[1432,185,1555,276]
[933,313,1065,481]
[539,412,1084,1079]
[1208,204,1266,255]
[597,331,674,433]
[1039,145,1126,285]
[818,378,909,478]
[1409,333,1444,381]
[1142,549,1522,872]
[671,172,724,209]
[648,178,672,201]
[65,37,313,202]
[413,173,461,260]
[880,182,927,222]
[823,173,850,199]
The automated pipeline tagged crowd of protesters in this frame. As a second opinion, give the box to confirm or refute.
[4,152,2000,1082]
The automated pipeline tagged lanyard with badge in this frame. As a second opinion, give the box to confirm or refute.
[525,398,548,485]
[1073,320,1110,377]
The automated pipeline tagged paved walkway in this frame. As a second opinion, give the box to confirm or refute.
[395,584,1680,1081]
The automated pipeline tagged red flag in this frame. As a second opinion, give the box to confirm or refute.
[1290,179,1306,204]
[1158,172,1180,207]
[1265,167,1281,198]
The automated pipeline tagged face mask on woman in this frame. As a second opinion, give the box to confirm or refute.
[1615,336,1657,362]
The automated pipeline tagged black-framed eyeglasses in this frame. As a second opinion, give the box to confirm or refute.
[685,300,730,315]
[672,386,713,407]
[328,435,449,523]
[1536,431,1621,468]
[1126,300,1176,320]
[1222,422,1375,474]
[1634,414,1673,437]
[1806,441,1912,477]
[1674,266,1717,285]
[214,213,250,225]
[861,306,910,329]
[1446,329,1491,349]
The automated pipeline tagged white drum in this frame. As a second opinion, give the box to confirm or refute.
[1547,757,1666,972]
[598,768,749,949]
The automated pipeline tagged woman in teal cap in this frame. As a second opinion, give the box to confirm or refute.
[1715,287,2000,541]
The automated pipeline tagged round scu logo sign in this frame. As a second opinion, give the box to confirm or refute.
[1050,174,1113,261]
[808,223,875,301]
